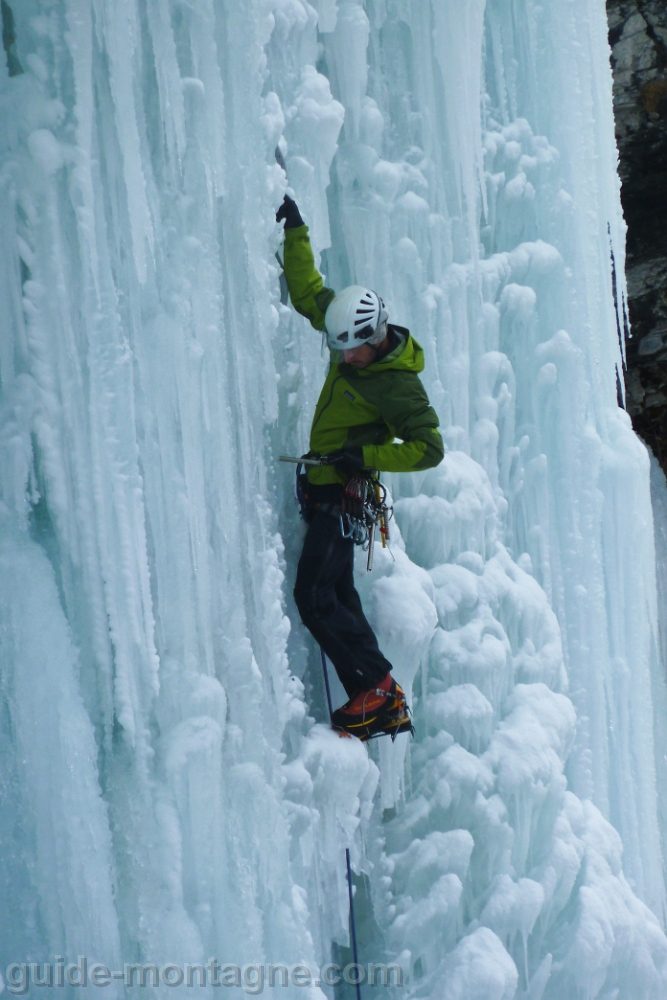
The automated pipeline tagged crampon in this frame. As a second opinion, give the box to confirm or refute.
[331,679,414,742]
[333,708,414,742]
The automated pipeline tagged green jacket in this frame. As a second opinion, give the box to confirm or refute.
[283,225,444,486]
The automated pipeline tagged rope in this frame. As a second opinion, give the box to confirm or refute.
[320,645,334,720]
[346,847,362,1000]
[320,647,362,1000]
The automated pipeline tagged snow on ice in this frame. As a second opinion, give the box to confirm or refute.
[0,1,666,999]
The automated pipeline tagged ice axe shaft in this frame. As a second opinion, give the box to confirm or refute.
[279,455,326,467]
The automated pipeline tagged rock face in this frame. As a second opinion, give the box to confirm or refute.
[607,1,667,468]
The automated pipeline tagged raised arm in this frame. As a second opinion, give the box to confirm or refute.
[277,196,335,331]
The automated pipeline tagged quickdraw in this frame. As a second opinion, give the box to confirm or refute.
[340,475,393,571]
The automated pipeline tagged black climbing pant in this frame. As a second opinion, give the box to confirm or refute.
[294,509,393,698]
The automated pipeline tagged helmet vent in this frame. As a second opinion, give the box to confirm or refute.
[324,285,389,351]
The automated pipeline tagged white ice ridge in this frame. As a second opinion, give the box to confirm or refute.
[0,1,666,999]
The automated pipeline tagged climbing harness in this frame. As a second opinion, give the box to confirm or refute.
[280,455,393,571]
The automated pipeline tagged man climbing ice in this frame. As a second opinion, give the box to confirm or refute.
[277,194,444,740]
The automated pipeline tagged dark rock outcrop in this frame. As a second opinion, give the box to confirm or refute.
[608,1,667,468]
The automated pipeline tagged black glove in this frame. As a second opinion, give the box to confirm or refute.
[276,195,304,229]
[326,447,366,475]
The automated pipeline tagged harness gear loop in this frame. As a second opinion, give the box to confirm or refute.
[340,474,393,570]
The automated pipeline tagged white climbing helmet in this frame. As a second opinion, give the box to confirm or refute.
[324,285,389,350]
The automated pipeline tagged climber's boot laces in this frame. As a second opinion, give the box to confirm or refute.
[331,681,413,742]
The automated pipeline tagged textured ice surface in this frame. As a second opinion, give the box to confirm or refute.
[1,1,667,999]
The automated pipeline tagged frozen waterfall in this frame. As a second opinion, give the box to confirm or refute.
[1,1,667,999]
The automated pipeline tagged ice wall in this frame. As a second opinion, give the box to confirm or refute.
[1,2,667,999]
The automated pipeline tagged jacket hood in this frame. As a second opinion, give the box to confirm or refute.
[373,324,424,373]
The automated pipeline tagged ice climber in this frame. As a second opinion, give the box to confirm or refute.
[277,194,444,740]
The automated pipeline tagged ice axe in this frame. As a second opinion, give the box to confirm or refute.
[279,454,328,466]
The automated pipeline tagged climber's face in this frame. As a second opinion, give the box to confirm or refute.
[343,344,378,368]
